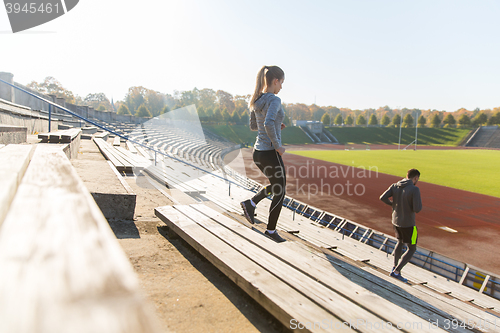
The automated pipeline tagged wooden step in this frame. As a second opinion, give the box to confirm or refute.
[0,144,35,226]
[0,145,160,333]
[156,205,342,333]
[156,204,452,333]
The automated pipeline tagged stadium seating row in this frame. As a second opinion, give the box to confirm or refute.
[90,117,500,324]
[156,203,500,332]
[0,144,160,332]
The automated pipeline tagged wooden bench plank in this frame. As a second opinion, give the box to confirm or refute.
[141,158,208,196]
[188,204,455,333]
[411,284,500,332]
[93,138,133,173]
[93,138,124,168]
[187,173,495,328]
[401,264,500,309]
[0,144,35,226]
[49,130,66,143]
[279,238,495,333]
[60,128,81,143]
[155,205,344,333]
[281,239,496,333]
[114,147,150,168]
[220,186,432,284]
[37,132,51,142]
[38,129,81,144]
[358,267,500,333]
[212,190,425,285]
[172,206,397,331]
[94,131,109,141]
[135,144,154,160]
[82,126,98,134]
[126,140,138,154]
[0,145,160,333]
[107,161,134,194]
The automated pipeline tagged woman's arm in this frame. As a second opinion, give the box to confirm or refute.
[263,96,282,150]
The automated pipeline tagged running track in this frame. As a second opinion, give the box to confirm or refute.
[230,146,500,275]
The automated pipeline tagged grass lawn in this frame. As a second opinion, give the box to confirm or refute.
[203,125,471,146]
[288,149,500,198]
[202,124,313,145]
[326,127,471,146]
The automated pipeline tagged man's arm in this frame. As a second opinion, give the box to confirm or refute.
[413,187,422,213]
[379,185,393,206]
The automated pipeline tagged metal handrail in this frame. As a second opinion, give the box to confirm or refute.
[0,78,249,190]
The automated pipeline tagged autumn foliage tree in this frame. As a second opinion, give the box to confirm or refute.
[117,104,131,115]
[27,76,76,103]
[345,115,354,125]
[334,114,343,125]
[126,86,147,114]
[84,93,112,110]
[381,114,391,126]
[135,104,152,118]
[231,111,241,124]
[216,90,236,114]
[458,114,471,128]
[321,113,331,126]
[161,105,170,115]
[442,114,456,127]
[240,111,250,125]
[356,114,367,126]
[418,115,426,127]
[472,112,488,127]
[392,114,401,127]
[403,113,414,128]
[430,114,441,128]
[488,111,500,125]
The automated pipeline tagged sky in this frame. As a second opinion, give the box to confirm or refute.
[1,0,500,112]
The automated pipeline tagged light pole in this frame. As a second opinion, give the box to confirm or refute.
[414,110,419,151]
[398,107,403,150]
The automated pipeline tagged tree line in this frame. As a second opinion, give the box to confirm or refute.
[319,109,500,128]
[26,76,500,127]
[114,87,263,125]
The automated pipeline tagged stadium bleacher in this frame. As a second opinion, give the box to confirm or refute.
[2,76,500,331]
[466,126,500,148]
[0,144,160,333]
[94,118,500,313]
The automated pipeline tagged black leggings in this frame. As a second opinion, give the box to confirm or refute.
[394,242,417,272]
[251,149,286,230]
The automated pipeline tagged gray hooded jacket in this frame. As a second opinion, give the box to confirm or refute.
[380,178,422,228]
[250,93,284,151]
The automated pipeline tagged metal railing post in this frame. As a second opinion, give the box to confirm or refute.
[48,104,52,132]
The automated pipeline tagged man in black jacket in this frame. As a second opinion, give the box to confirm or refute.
[380,169,422,283]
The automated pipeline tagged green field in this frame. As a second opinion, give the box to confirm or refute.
[203,124,313,145]
[204,124,471,147]
[326,127,471,146]
[288,149,500,198]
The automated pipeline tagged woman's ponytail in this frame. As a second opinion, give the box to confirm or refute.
[249,66,267,110]
[248,65,284,131]
[249,109,258,131]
